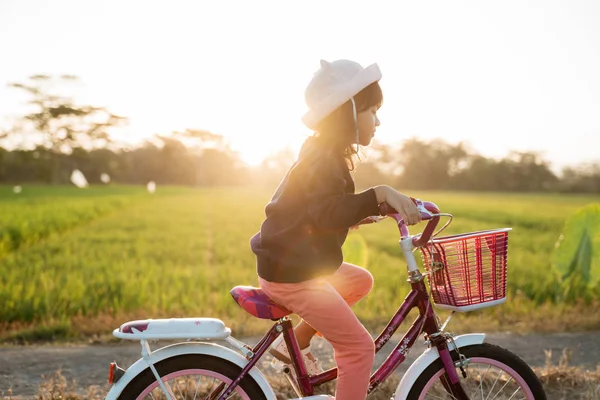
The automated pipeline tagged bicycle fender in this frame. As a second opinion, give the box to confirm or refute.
[104,341,276,400]
[392,333,486,400]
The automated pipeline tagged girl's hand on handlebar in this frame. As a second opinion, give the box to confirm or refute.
[373,186,422,225]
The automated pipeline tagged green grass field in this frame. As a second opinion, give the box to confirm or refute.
[1,185,599,342]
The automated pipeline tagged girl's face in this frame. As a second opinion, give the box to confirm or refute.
[356,105,380,146]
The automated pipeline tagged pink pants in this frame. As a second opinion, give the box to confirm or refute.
[259,263,375,400]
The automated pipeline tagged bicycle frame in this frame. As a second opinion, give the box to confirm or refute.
[108,200,474,400]
[214,205,471,399]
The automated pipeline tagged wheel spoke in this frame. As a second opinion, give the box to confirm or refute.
[484,369,504,400]
[204,377,218,400]
[157,374,243,400]
[489,376,514,400]
[173,378,184,399]
[471,365,492,400]
[193,374,202,399]
[140,374,242,400]
[505,387,524,400]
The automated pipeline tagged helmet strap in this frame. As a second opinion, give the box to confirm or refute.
[351,98,359,153]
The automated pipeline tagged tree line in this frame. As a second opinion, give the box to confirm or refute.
[2,135,599,193]
[1,75,598,193]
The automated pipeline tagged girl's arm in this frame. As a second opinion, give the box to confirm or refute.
[372,185,421,225]
[304,161,420,230]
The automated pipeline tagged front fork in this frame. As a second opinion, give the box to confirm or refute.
[429,332,471,399]
[412,274,471,400]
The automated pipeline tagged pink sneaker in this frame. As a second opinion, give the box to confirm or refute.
[269,334,323,375]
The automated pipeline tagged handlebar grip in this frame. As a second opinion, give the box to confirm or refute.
[378,202,397,216]
[379,200,442,247]
[379,198,428,218]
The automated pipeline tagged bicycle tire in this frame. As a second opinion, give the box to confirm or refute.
[406,343,546,400]
[118,353,268,400]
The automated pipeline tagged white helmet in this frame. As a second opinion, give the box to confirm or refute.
[302,59,382,130]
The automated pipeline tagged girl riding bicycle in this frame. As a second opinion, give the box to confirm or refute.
[250,59,422,400]
[105,60,546,400]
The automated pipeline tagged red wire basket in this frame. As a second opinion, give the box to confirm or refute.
[419,228,511,311]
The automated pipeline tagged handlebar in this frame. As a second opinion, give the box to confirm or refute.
[378,198,441,247]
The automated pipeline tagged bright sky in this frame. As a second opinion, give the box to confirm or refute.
[1,0,599,171]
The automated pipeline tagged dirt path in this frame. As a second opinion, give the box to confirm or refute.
[1,331,599,398]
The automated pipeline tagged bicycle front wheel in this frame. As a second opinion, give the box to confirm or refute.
[407,343,546,400]
[118,354,268,400]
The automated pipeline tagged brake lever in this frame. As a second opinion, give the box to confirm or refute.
[413,198,434,220]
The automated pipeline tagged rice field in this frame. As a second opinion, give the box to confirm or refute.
[0,185,599,341]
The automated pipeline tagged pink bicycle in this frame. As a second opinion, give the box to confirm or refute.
[104,199,546,399]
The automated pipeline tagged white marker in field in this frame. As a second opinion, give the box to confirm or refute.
[13,185,22,194]
[71,169,89,188]
[101,173,111,184]
[147,181,156,194]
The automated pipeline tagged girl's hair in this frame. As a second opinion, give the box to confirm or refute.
[311,81,383,170]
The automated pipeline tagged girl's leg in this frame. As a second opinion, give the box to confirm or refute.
[326,262,374,306]
[293,321,319,349]
[260,277,375,400]
[294,263,374,346]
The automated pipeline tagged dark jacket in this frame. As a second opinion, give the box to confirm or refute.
[250,139,380,283]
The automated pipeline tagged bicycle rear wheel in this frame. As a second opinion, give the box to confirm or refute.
[407,343,546,400]
[118,354,268,400]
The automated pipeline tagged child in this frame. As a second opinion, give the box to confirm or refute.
[250,59,421,400]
